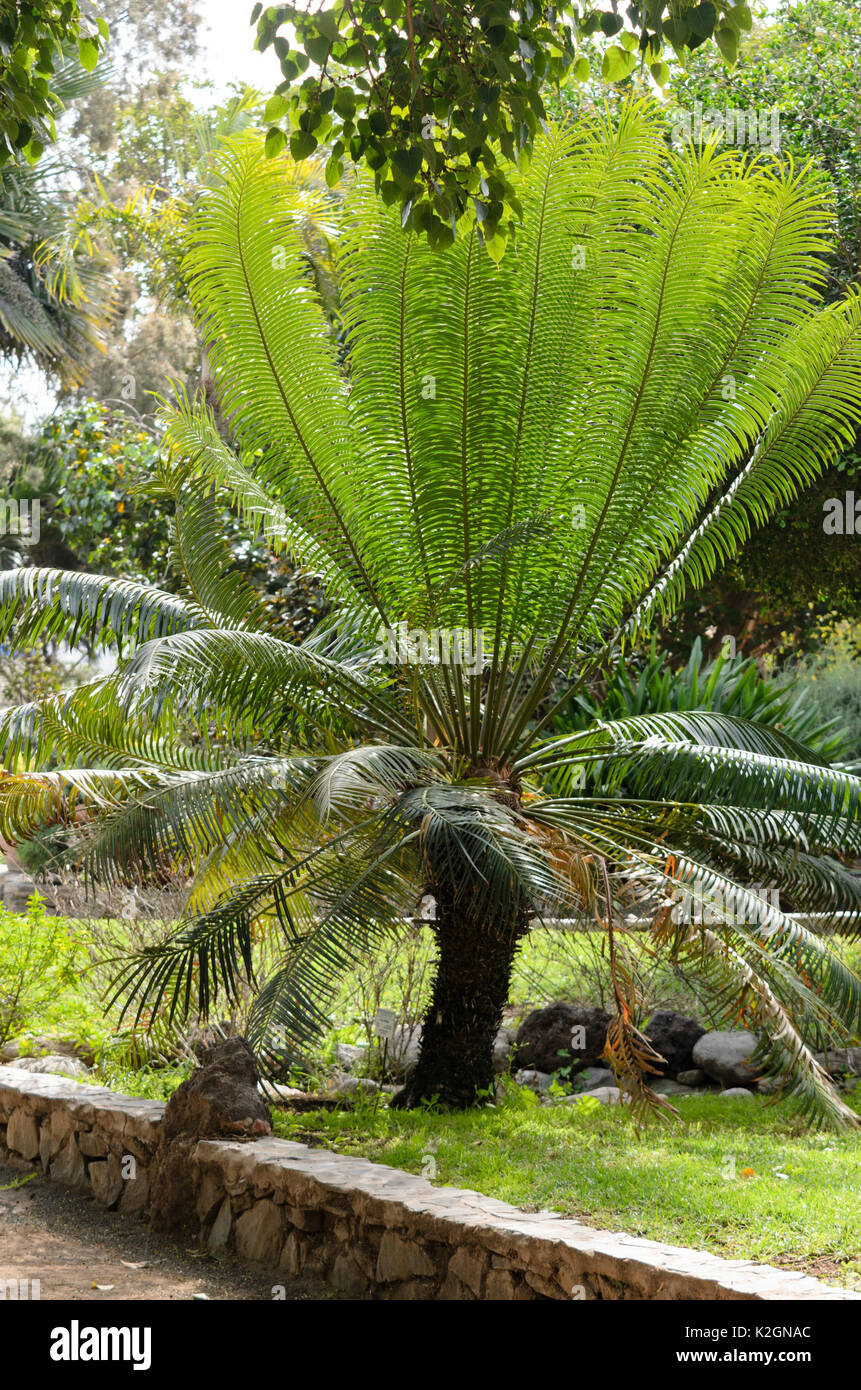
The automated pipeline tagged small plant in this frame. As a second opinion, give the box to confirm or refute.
[0,896,86,1047]
[788,621,861,765]
[557,637,849,761]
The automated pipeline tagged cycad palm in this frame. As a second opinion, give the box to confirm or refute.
[0,57,115,384]
[3,104,861,1123]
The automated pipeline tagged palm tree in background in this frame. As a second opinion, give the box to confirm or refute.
[0,57,116,387]
[2,106,861,1123]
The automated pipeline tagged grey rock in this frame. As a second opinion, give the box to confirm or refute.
[0,1035,94,1066]
[492,1027,514,1074]
[335,1043,368,1072]
[571,1066,615,1092]
[0,872,37,912]
[7,1054,89,1079]
[814,1048,861,1077]
[650,1078,694,1096]
[677,1068,707,1087]
[692,1030,763,1087]
[514,1068,553,1094]
[389,1023,423,1074]
[718,1087,756,1100]
[258,1081,306,1104]
[756,1076,783,1095]
[324,1074,380,1098]
[565,1086,630,1106]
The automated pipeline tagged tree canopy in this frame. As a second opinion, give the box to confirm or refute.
[256,0,754,253]
[0,0,109,165]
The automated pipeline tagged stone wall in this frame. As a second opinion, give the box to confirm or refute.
[0,1066,855,1301]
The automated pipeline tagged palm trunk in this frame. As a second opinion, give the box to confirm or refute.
[391,883,527,1109]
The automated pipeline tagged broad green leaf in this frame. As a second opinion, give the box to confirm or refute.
[715,25,739,64]
[78,37,99,71]
[265,126,288,159]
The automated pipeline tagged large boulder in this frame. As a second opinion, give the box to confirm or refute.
[692,1030,763,1088]
[644,1011,706,1077]
[814,1047,861,1078]
[161,1036,272,1141]
[513,1003,610,1076]
[150,1037,272,1236]
[390,1023,422,1075]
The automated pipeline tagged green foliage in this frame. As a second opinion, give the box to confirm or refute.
[0,152,115,385]
[255,0,748,252]
[28,402,172,583]
[557,639,852,765]
[1,400,333,655]
[0,896,87,1046]
[3,106,861,1123]
[0,1,109,165]
[670,0,861,298]
[664,0,861,645]
[791,621,861,764]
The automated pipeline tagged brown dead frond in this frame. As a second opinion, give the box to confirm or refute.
[597,856,679,1126]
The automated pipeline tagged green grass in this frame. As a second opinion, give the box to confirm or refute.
[269,1085,861,1288]
[90,1061,861,1286]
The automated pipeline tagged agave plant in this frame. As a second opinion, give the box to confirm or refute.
[558,637,853,780]
[3,104,861,1123]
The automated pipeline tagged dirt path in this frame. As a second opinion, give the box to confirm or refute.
[0,1160,346,1301]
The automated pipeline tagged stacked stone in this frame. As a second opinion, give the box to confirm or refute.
[0,1066,160,1217]
[1,1065,856,1301]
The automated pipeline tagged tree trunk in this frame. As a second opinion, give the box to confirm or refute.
[391,886,527,1110]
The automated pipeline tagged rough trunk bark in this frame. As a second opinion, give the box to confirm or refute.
[391,887,527,1110]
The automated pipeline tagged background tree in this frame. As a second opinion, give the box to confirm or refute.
[0,0,109,165]
[257,0,753,254]
[666,0,861,653]
[0,57,117,386]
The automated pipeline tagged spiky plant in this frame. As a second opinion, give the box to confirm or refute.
[3,104,861,1123]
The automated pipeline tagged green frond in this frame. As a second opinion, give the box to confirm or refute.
[0,567,202,653]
